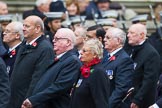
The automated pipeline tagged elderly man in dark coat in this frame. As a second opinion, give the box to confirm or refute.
[2,21,24,77]
[21,28,82,108]
[127,23,160,108]
[102,27,134,108]
[8,15,54,108]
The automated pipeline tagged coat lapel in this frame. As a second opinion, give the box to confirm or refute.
[102,49,123,67]
[16,36,44,63]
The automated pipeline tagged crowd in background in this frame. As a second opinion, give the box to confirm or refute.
[0,0,162,108]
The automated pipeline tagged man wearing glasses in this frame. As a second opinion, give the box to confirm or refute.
[2,21,24,78]
[21,28,82,108]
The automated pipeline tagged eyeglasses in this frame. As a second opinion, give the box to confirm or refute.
[53,37,69,41]
[105,36,117,40]
[4,30,18,34]
[82,49,91,53]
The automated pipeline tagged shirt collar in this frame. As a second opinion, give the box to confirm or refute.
[9,42,22,52]
[109,47,122,57]
[26,36,41,45]
[56,52,67,59]
[139,40,145,45]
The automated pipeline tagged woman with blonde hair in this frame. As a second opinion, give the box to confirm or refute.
[70,38,109,108]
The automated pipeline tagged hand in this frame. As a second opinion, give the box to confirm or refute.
[130,103,139,108]
[21,99,32,108]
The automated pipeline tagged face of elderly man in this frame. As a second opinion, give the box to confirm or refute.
[127,24,146,46]
[23,17,37,40]
[53,28,75,55]
[23,16,43,43]
[104,29,119,53]
[3,22,20,44]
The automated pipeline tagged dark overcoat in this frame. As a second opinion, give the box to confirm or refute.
[102,48,134,108]
[28,50,82,108]
[9,36,54,108]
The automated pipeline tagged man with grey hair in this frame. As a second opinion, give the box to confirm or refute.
[21,28,82,108]
[23,0,51,20]
[2,21,24,77]
[8,15,54,108]
[102,27,134,108]
[127,23,160,108]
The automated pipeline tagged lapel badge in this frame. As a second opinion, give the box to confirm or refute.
[7,66,10,73]
[106,70,113,80]
[76,79,83,87]
[134,62,137,70]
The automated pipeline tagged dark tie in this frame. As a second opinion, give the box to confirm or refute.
[102,54,110,63]
[130,49,134,58]
[130,44,143,59]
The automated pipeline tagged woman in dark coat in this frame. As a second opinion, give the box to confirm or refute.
[70,39,110,108]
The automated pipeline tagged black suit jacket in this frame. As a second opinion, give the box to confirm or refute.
[70,63,109,108]
[2,43,22,77]
[0,57,10,108]
[102,48,134,108]
[28,49,82,108]
[9,36,54,108]
[130,40,160,108]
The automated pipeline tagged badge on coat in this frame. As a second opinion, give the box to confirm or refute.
[7,66,10,73]
[134,62,137,70]
[76,79,82,87]
[106,70,113,80]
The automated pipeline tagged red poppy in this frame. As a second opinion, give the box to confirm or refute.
[11,49,16,56]
[54,57,59,62]
[80,67,90,78]
[80,58,101,78]
[32,42,37,47]
[109,56,116,61]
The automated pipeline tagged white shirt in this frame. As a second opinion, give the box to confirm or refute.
[78,50,81,59]
[152,103,159,108]
[9,42,22,52]
[138,40,145,45]
[109,47,122,57]
[56,52,66,59]
[26,36,41,45]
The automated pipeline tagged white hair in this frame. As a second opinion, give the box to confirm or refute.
[57,28,76,47]
[12,21,24,41]
[108,27,126,46]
